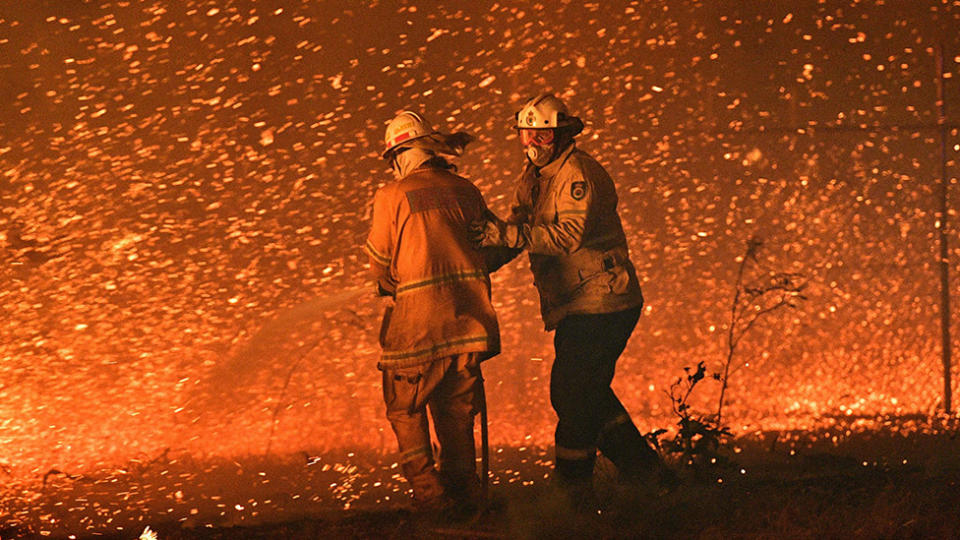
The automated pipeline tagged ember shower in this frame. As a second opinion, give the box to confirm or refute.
[0,0,957,481]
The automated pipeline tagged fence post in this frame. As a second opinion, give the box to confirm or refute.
[935,43,952,415]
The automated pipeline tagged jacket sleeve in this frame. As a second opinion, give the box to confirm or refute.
[365,187,397,296]
[525,168,591,256]
[508,166,538,225]
[477,188,522,272]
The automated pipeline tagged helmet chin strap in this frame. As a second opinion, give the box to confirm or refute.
[391,157,403,179]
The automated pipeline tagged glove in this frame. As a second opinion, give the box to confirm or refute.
[376,280,396,298]
[469,211,526,249]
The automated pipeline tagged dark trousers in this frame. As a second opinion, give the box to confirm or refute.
[551,306,657,481]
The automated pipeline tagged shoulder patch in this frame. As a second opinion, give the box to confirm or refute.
[570,180,587,201]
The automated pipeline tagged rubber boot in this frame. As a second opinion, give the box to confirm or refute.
[554,456,599,514]
[598,422,670,486]
[405,466,452,513]
[439,470,483,522]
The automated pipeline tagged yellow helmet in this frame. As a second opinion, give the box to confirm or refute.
[382,111,433,159]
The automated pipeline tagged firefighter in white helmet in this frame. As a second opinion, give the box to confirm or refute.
[367,110,504,516]
[472,93,668,501]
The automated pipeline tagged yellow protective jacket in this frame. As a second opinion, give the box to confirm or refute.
[511,143,644,330]
[366,166,501,369]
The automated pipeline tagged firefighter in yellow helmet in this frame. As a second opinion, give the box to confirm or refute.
[472,94,667,500]
[366,111,503,515]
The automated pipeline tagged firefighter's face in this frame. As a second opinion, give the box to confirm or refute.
[519,128,555,167]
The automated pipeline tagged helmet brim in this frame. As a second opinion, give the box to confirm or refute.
[513,117,584,135]
[382,131,475,160]
[381,132,432,159]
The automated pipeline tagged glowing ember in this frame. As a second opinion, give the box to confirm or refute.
[0,0,957,536]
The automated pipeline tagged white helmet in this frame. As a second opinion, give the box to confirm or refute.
[382,111,433,158]
[514,93,581,130]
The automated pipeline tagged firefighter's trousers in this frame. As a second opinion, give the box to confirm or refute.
[551,306,658,482]
[382,352,483,503]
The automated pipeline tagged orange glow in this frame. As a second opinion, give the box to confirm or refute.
[0,0,958,535]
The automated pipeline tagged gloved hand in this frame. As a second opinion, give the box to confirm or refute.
[469,211,526,249]
[376,279,396,298]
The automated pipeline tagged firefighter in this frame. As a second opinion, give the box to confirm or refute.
[472,94,666,498]
[366,111,501,514]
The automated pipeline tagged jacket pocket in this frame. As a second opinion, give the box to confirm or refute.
[383,367,423,414]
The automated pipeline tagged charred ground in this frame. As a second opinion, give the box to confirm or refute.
[3,417,959,539]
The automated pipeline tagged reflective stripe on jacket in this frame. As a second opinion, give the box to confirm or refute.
[512,144,644,330]
[366,166,501,369]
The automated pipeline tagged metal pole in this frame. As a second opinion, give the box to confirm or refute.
[935,43,953,414]
[479,379,490,500]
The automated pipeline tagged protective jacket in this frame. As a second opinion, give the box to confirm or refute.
[511,143,644,330]
[366,166,500,369]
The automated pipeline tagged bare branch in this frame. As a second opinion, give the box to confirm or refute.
[717,239,807,426]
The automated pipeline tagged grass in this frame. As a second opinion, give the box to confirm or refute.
[2,420,959,539]
[148,465,960,539]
